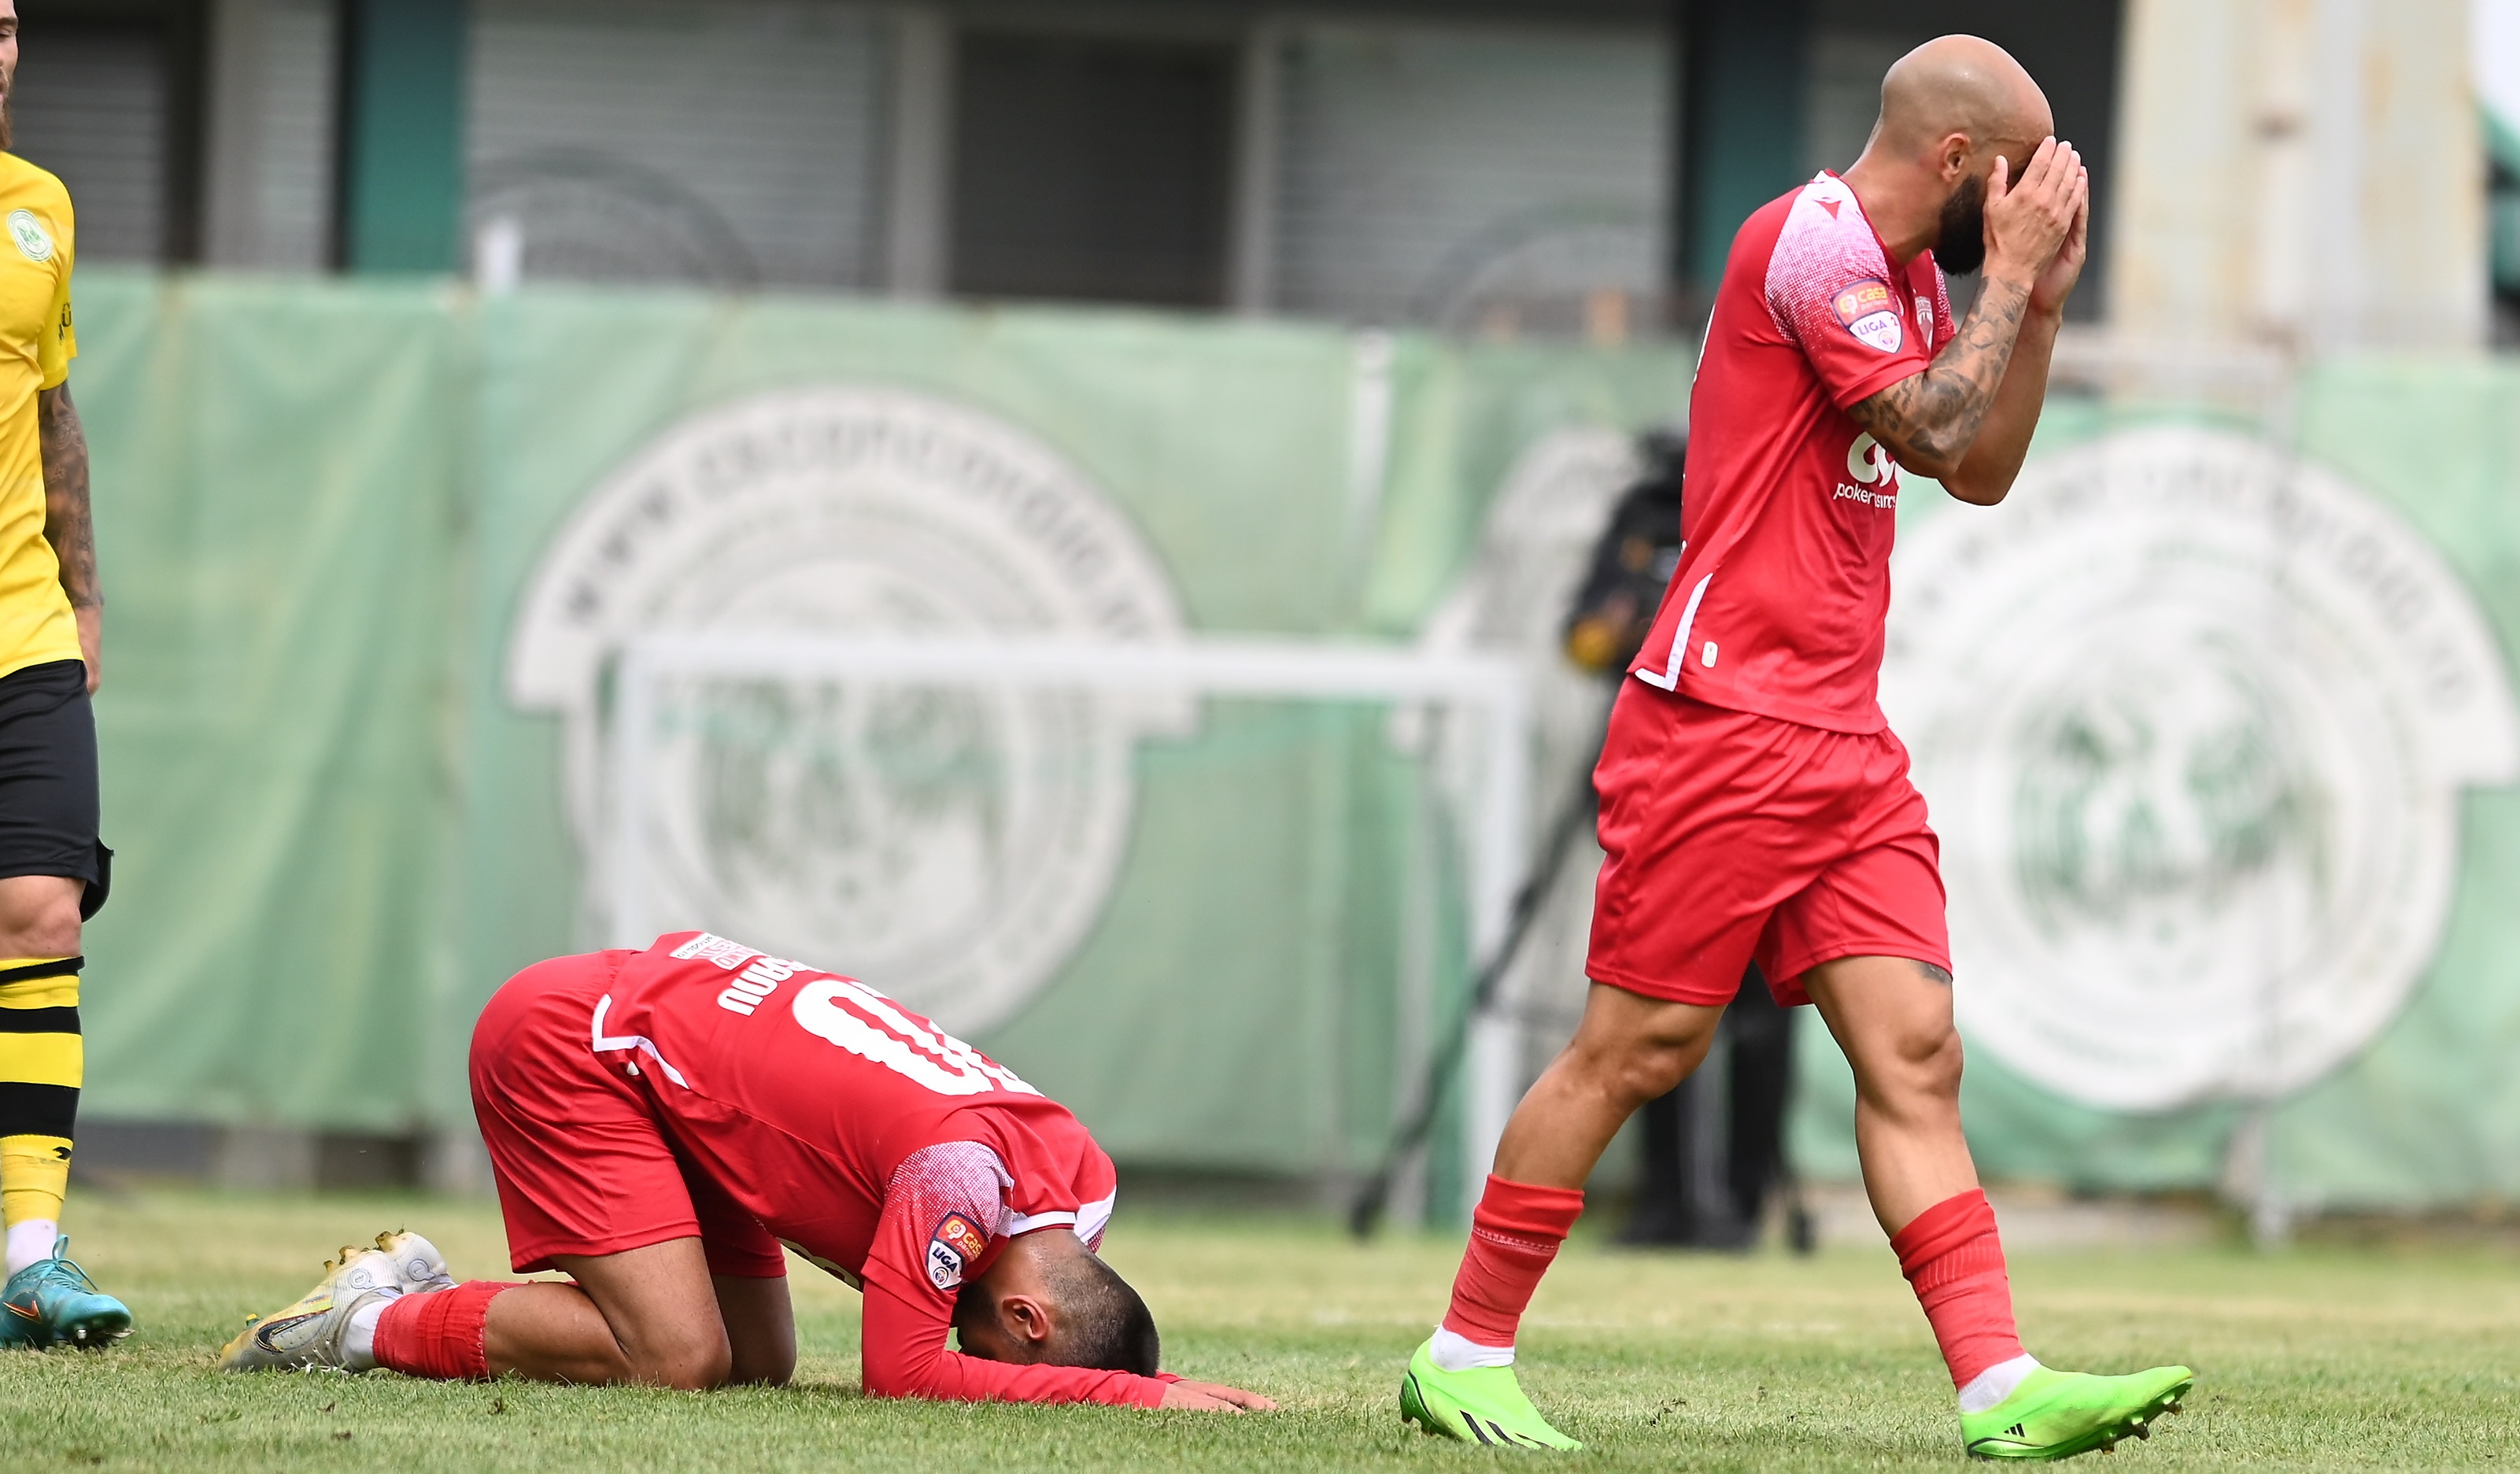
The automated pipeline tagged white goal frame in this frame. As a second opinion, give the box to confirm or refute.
[609,633,1535,1216]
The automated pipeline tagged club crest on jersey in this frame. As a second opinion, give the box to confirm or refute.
[1832,279,1904,353]
[7,210,52,264]
[926,1212,988,1291]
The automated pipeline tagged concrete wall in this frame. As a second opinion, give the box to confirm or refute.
[2110,0,2485,353]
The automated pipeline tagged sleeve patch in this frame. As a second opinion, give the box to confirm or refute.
[1832,279,1905,353]
[926,1211,989,1291]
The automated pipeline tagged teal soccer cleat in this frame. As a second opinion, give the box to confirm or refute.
[1,1238,132,1348]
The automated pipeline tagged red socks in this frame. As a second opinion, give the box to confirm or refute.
[1439,1175,1586,1349]
[372,1280,518,1380]
[1890,1189,2027,1387]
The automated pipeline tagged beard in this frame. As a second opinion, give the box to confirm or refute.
[0,93,13,153]
[1934,172,1987,275]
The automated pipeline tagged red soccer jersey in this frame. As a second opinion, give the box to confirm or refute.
[1630,172,1955,733]
[577,931,1160,1407]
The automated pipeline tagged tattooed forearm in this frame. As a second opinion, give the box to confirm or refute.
[38,384,98,611]
[1846,274,2034,477]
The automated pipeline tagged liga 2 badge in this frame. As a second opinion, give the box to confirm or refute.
[6,209,53,264]
[1833,279,1904,353]
[926,1212,990,1291]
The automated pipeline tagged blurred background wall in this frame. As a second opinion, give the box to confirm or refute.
[13,1,2520,1227]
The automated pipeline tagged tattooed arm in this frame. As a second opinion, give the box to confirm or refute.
[39,382,99,693]
[1847,139,2088,505]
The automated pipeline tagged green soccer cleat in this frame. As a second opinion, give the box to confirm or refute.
[217,1245,402,1372]
[0,1239,132,1349]
[1399,1339,1583,1450]
[1960,1365,2194,1460]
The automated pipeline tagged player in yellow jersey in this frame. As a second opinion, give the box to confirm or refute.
[0,1,128,1349]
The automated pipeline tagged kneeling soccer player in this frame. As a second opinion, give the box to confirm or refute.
[220,932,1273,1413]
[1397,36,2188,1461]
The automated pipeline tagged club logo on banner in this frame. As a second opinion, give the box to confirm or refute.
[1882,426,2520,1110]
[508,387,1191,1033]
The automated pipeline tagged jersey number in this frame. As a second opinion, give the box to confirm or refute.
[790,978,1042,1099]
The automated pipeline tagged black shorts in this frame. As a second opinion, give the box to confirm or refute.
[0,659,108,919]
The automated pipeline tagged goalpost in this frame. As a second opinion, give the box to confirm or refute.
[608,632,1536,1217]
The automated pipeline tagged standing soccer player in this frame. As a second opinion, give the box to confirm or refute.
[0,2,126,1349]
[1399,37,2188,1459]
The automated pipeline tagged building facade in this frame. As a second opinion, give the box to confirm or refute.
[7,0,2491,348]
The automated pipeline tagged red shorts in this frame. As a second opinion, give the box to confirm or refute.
[470,953,786,1277]
[1584,682,1949,1007]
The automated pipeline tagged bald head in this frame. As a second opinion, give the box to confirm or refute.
[1873,35,2052,166]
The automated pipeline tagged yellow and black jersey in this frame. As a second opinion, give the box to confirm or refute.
[0,153,76,682]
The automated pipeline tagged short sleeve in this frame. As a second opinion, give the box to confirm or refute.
[865,1140,1013,1310]
[36,190,72,391]
[1762,181,1923,410]
[856,1140,1166,1406]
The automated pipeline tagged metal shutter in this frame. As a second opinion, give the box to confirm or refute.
[204,0,338,271]
[1269,23,1671,333]
[248,0,338,271]
[9,27,168,264]
[467,0,889,289]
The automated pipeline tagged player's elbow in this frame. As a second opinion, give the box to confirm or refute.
[1939,471,2012,506]
[860,1367,922,1401]
[726,1342,796,1387]
[1892,441,1967,484]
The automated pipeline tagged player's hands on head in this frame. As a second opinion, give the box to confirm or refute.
[1160,1379,1279,1412]
[2026,165,2092,318]
[1982,136,2083,292]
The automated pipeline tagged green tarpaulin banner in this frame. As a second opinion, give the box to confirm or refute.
[60,268,2520,1213]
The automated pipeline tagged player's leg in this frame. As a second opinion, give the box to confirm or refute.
[1491,985,1724,1191]
[1804,955,2192,1457]
[1400,986,1724,1448]
[1799,955,1977,1231]
[479,1239,737,1388]
[1404,689,1794,1450]
[0,873,84,1273]
[0,661,125,1347]
[712,1270,798,1387]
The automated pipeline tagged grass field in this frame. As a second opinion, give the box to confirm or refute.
[0,1189,2514,1470]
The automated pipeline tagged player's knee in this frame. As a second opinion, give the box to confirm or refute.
[1569,1031,1702,1109]
[1880,1020,1964,1105]
[0,887,79,959]
[628,1327,733,1391]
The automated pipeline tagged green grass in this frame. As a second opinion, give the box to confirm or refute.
[0,1189,2514,1469]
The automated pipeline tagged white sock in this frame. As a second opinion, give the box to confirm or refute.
[1428,1325,1515,1372]
[1957,1353,2042,1413]
[6,1218,58,1275]
[342,1296,393,1372]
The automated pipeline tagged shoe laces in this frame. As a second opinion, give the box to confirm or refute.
[22,1237,98,1295]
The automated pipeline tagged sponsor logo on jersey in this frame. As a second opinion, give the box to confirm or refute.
[1831,279,1904,353]
[508,388,1192,1033]
[1915,294,1934,336]
[7,210,52,264]
[671,932,759,970]
[1882,426,2520,1109]
[1831,431,1899,508]
[935,1211,988,1261]
[926,1212,988,1291]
